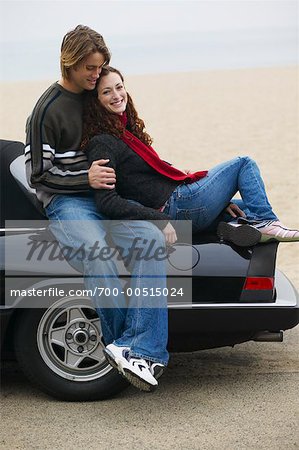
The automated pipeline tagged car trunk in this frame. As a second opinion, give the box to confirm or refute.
[167,235,278,304]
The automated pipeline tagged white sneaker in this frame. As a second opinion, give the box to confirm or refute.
[254,220,299,243]
[104,343,158,392]
[149,362,165,380]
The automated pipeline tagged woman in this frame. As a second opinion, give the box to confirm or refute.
[82,66,299,247]
[81,66,299,391]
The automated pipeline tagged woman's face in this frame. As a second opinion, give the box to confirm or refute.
[97,72,127,115]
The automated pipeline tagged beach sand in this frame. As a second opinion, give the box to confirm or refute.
[0,66,298,287]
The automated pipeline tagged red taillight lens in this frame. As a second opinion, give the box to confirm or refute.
[243,277,274,290]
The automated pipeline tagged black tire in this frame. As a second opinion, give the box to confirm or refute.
[14,298,129,401]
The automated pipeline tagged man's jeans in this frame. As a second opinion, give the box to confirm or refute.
[45,193,169,365]
[164,156,278,233]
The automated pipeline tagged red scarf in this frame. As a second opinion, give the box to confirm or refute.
[120,113,208,183]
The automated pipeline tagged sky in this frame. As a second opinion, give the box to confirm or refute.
[0,0,297,80]
[0,0,297,42]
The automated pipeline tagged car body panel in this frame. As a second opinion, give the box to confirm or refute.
[1,138,298,400]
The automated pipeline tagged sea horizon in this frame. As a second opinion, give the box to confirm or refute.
[1,27,297,81]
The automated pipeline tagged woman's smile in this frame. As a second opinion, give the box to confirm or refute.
[111,98,124,106]
[98,72,128,115]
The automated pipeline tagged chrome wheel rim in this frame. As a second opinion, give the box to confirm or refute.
[37,297,111,381]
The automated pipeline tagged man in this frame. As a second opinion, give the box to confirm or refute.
[25,25,168,391]
[26,25,114,200]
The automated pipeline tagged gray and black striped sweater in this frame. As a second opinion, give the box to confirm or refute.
[25,82,90,207]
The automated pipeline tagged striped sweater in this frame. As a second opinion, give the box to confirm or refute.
[25,82,90,207]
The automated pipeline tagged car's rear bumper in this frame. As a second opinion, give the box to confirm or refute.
[169,269,299,334]
[169,303,299,334]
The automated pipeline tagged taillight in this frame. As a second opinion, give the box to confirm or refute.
[243,277,274,290]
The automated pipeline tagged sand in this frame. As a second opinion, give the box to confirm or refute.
[0,66,298,287]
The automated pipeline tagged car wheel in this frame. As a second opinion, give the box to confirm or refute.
[14,296,129,401]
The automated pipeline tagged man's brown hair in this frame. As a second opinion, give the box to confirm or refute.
[60,25,111,79]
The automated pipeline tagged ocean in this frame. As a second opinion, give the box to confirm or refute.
[1,27,297,81]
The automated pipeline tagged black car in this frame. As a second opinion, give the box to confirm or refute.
[1,139,298,401]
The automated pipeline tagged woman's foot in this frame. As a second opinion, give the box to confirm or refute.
[253,220,299,243]
[103,344,158,392]
[217,222,262,247]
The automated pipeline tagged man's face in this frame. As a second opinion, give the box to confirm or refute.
[67,52,107,93]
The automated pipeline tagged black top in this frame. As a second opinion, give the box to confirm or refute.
[85,134,180,228]
[25,82,89,207]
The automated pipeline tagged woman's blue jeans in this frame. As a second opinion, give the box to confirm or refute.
[164,156,277,233]
[45,193,169,365]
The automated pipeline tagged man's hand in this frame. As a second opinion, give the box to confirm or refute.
[162,222,177,245]
[88,159,116,189]
[225,202,246,218]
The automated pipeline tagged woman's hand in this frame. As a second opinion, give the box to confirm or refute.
[225,203,246,218]
[88,160,116,189]
[162,222,177,245]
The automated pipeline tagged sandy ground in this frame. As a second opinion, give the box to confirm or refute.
[0,66,298,449]
[1,327,299,450]
[0,66,298,287]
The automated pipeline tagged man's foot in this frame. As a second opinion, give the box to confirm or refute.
[103,344,158,392]
[217,222,261,247]
[253,220,299,243]
[149,362,165,380]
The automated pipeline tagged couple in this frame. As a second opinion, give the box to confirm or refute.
[26,25,299,393]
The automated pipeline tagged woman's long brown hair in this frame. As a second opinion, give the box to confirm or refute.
[81,66,153,148]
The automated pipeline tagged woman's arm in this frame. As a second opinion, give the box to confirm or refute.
[86,135,170,229]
